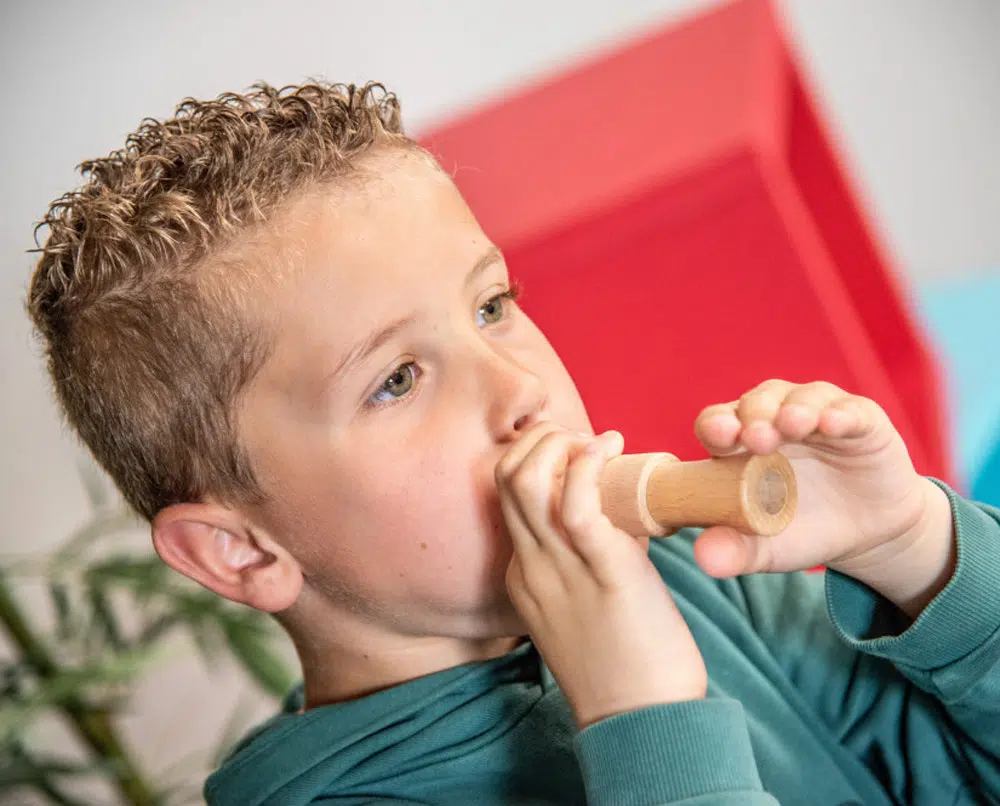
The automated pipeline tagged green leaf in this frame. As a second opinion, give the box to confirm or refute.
[0,661,30,700]
[136,612,182,647]
[48,581,74,643]
[0,704,39,747]
[0,649,160,743]
[32,779,91,806]
[0,754,101,785]
[85,555,168,589]
[78,646,160,688]
[0,746,112,806]
[87,585,127,652]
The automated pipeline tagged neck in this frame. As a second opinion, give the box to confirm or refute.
[281,590,524,708]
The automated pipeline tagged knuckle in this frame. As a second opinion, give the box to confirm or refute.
[495,455,515,482]
[518,559,558,595]
[856,395,883,417]
[739,390,775,415]
[756,378,789,392]
[505,566,525,597]
[515,433,575,484]
[807,380,841,397]
[505,574,537,612]
[536,429,571,450]
[510,464,544,500]
[567,523,608,559]
[495,424,565,481]
[783,388,818,406]
[561,506,591,534]
[698,403,729,421]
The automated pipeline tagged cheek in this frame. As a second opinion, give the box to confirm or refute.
[354,449,500,555]
[292,440,507,588]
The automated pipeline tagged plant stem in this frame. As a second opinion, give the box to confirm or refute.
[0,571,158,806]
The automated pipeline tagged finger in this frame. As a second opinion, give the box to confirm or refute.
[497,470,544,561]
[499,462,579,601]
[495,422,570,552]
[735,379,797,453]
[508,429,592,556]
[504,556,541,621]
[817,396,892,446]
[497,425,590,569]
[816,398,865,440]
[693,402,746,457]
[501,430,597,604]
[560,430,625,577]
[691,526,774,578]
[773,382,846,441]
[736,379,797,423]
[495,420,564,486]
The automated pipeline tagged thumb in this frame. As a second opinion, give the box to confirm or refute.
[692,526,772,578]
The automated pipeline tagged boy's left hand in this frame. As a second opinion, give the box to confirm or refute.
[693,380,956,619]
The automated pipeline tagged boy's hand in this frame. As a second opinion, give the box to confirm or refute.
[496,424,707,729]
[694,380,956,619]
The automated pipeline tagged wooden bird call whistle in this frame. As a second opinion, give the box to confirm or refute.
[599,452,797,537]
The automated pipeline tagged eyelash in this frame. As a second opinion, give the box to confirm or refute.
[367,283,523,409]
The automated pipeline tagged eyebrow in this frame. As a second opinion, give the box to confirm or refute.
[326,245,504,391]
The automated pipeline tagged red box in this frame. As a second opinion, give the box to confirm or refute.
[419,0,953,483]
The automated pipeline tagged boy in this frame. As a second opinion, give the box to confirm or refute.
[27,82,1000,805]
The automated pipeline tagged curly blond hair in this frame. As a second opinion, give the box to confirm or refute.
[27,81,417,522]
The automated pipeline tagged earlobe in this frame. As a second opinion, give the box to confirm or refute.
[151,502,302,613]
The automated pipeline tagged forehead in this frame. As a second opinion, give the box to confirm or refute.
[282,151,486,291]
[246,150,495,385]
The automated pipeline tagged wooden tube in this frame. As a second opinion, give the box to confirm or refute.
[599,452,797,537]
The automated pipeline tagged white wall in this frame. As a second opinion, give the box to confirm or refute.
[1,1,998,802]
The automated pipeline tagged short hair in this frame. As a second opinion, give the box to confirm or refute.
[27,81,416,522]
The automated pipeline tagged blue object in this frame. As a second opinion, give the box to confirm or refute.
[917,270,1000,504]
[972,429,1000,507]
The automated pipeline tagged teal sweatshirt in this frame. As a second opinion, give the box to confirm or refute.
[205,483,1000,805]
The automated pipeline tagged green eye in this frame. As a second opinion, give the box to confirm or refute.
[478,285,521,326]
[371,362,417,404]
[478,295,504,325]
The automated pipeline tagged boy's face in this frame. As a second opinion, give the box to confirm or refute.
[238,149,592,639]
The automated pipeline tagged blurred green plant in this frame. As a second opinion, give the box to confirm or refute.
[0,461,294,805]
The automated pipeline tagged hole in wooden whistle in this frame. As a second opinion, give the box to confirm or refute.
[759,470,785,515]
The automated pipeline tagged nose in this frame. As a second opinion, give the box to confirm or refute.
[483,348,549,442]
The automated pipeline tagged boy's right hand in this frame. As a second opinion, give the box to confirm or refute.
[495,424,708,729]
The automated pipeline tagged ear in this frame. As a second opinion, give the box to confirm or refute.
[151,502,303,613]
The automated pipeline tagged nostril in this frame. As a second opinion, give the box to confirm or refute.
[512,400,549,434]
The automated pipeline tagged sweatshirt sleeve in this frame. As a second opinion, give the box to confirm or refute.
[729,481,1000,805]
[574,699,778,805]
